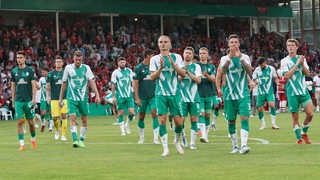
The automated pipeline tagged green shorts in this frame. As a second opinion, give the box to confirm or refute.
[14,101,35,119]
[68,99,89,115]
[257,94,275,107]
[40,101,51,111]
[116,97,135,111]
[200,96,215,113]
[287,94,311,113]
[138,98,156,113]
[155,95,182,116]
[181,102,200,117]
[224,98,251,120]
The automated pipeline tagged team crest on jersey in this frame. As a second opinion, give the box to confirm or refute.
[144,74,152,80]
[26,72,29,77]
[18,78,27,84]
[55,79,63,85]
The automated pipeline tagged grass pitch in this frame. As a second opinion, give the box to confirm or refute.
[0,111,320,180]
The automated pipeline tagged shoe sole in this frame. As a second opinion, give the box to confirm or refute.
[301,135,311,144]
[73,143,79,148]
[200,138,208,143]
[239,148,250,154]
[161,153,170,157]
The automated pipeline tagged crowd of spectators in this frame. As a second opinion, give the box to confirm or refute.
[0,14,319,106]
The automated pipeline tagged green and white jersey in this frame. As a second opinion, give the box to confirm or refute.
[179,63,201,103]
[279,55,309,96]
[197,62,216,97]
[39,76,47,102]
[46,70,66,100]
[133,63,155,99]
[62,63,94,101]
[111,67,133,98]
[149,53,183,96]
[11,66,36,102]
[105,93,114,104]
[252,65,277,95]
[219,54,251,100]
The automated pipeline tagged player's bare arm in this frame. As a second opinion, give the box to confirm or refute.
[133,79,141,107]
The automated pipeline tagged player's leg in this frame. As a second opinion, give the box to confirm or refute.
[251,95,257,117]
[257,95,266,130]
[47,105,53,132]
[16,102,26,150]
[151,110,160,144]
[168,113,174,130]
[170,96,184,155]
[40,101,47,132]
[268,94,279,129]
[60,99,68,141]
[301,95,313,144]
[287,96,302,144]
[149,98,160,144]
[203,97,213,142]
[22,115,27,133]
[137,99,147,144]
[189,102,200,150]
[112,104,119,125]
[137,112,146,144]
[211,96,219,131]
[25,102,36,149]
[198,97,206,139]
[156,96,169,156]
[51,100,61,140]
[116,98,126,136]
[77,101,90,147]
[180,102,188,148]
[225,99,239,153]
[67,100,80,147]
[34,103,41,128]
[124,97,135,134]
[315,92,320,111]
[238,98,251,154]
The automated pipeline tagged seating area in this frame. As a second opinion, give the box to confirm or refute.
[0,107,13,120]
[0,13,319,111]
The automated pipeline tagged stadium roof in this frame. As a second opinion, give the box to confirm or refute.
[0,0,293,18]
[137,0,292,6]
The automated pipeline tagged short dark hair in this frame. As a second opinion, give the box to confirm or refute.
[55,56,63,62]
[228,34,239,41]
[144,49,154,58]
[117,56,126,62]
[193,54,200,62]
[258,57,267,65]
[42,67,50,72]
[73,50,83,57]
[16,51,27,57]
